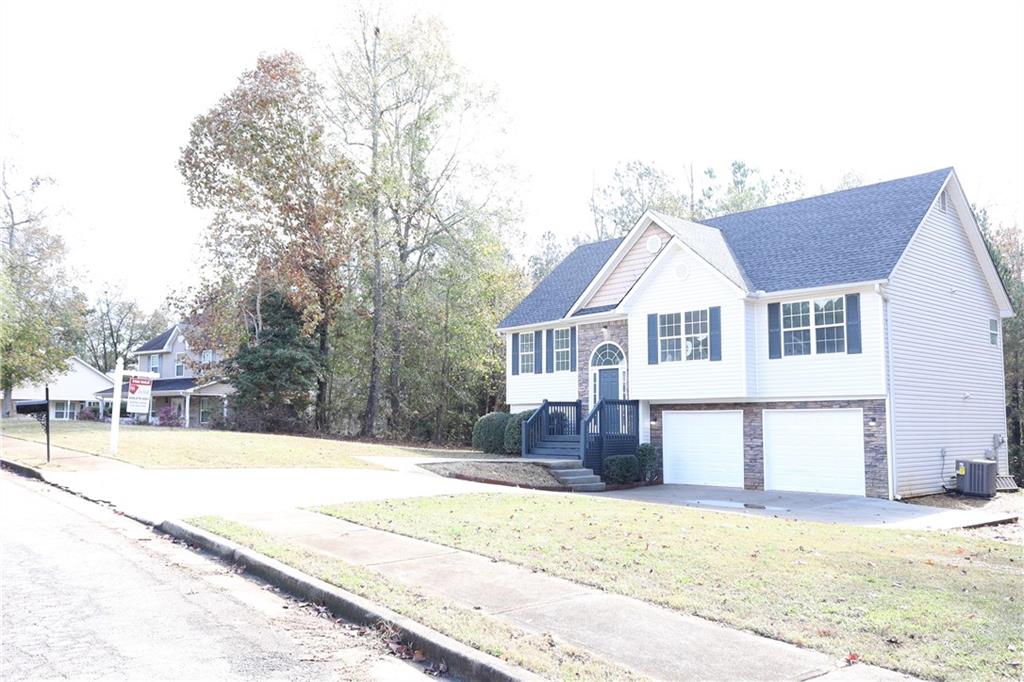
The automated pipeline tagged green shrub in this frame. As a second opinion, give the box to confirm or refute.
[602,454,640,484]
[472,412,511,454]
[636,443,658,482]
[1010,444,1023,484]
[504,409,536,455]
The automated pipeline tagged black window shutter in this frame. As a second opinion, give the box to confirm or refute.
[545,329,554,373]
[845,293,862,354]
[647,313,659,365]
[511,333,519,375]
[533,330,543,373]
[570,327,577,371]
[767,303,782,359]
[709,306,722,361]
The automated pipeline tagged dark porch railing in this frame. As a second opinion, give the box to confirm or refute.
[580,399,640,472]
[521,400,582,456]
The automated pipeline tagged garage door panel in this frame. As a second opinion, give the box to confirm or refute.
[763,409,865,496]
[663,411,743,487]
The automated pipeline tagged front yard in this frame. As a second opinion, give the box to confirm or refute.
[1,419,449,469]
[320,493,1023,681]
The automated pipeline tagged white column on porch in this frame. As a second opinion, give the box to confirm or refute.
[184,394,191,428]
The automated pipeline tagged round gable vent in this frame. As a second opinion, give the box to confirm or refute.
[646,235,662,254]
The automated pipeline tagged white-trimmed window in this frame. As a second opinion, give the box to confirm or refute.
[519,333,535,372]
[782,301,811,356]
[990,319,999,345]
[174,353,186,377]
[54,401,70,420]
[553,329,571,372]
[201,349,213,364]
[814,297,846,354]
[659,313,682,362]
[684,309,709,361]
[199,397,213,425]
[149,355,159,374]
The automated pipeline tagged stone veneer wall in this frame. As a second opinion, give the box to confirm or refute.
[648,400,889,499]
[576,320,629,413]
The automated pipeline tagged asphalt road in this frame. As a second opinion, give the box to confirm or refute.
[0,472,423,681]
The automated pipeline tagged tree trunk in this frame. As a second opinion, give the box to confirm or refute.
[2,385,13,418]
[315,318,330,432]
[386,258,407,434]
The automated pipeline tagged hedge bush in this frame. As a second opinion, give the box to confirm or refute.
[636,443,658,482]
[472,412,511,454]
[503,409,536,455]
[602,454,640,484]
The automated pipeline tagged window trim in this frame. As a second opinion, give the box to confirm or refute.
[780,296,848,357]
[199,397,213,425]
[149,355,160,374]
[201,349,213,364]
[990,319,999,346]
[552,328,571,372]
[658,312,682,363]
[174,352,186,377]
[518,332,535,373]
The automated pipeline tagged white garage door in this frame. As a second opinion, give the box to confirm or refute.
[663,411,744,487]
[763,409,866,496]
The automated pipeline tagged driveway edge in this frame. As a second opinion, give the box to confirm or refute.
[1,458,44,480]
[158,519,540,682]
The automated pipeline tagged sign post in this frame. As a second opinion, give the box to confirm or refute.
[109,358,159,456]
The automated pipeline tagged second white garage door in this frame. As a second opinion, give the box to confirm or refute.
[662,411,744,487]
[763,409,866,496]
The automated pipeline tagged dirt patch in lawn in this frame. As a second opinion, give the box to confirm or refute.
[907,491,1023,544]
[419,461,564,489]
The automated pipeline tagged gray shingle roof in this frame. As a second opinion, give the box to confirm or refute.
[95,377,198,397]
[497,238,622,329]
[501,168,952,328]
[703,168,951,292]
[135,326,176,353]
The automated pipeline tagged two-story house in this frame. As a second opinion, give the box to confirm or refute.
[95,325,232,427]
[500,168,1013,499]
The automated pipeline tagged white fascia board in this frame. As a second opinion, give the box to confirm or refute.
[497,312,628,335]
[69,355,114,385]
[565,211,659,317]
[749,279,887,301]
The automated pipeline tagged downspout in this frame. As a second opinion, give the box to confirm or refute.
[878,283,899,500]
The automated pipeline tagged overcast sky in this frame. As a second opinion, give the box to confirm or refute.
[2,0,1022,311]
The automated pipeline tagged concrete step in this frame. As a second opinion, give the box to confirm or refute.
[569,482,607,492]
[555,470,601,482]
[559,475,601,485]
[532,447,580,457]
[531,459,582,470]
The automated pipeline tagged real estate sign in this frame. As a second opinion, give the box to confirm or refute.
[126,376,153,414]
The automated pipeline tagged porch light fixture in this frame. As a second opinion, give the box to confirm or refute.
[867,417,877,428]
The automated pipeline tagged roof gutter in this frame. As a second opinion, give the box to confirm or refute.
[496,310,628,335]
[746,279,888,300]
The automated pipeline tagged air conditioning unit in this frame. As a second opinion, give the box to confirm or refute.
[955,458,997,498]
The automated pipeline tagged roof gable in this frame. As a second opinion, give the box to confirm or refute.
[135,326,177,354]
[703,168,952,292]
[497,238,621,329]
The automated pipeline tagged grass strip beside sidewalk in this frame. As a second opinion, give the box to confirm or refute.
[188,516,641,681]
[320,493,1024,681]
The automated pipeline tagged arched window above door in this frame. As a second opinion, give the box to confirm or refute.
[591,343,624,367]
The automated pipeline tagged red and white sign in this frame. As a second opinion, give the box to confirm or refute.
[126,376,153,414]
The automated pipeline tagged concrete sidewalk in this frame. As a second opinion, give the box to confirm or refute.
[230,508,910,681]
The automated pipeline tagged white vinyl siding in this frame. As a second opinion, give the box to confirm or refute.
[887,196,1009,496]
[627,245,747,401]
[752,285,885,399]
[505,331,578,410]
[585,223,670,308]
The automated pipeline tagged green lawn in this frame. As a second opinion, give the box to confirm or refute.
[1,419,451,469]
[320,493,1024,681]
[189,516,639,681]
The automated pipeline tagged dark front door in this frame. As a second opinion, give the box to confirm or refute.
[598,368,619,401]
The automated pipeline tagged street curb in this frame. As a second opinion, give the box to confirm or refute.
[158,519,540,682]
[0,458,44,480]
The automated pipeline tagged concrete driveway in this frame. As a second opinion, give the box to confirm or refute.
[599,484,1017,530]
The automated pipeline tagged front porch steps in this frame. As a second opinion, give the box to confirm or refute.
[525,458,606,492]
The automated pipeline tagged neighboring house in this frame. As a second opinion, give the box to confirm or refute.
[95,325,232,427]
[500,168,1013,499]
[12,356,113,420]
